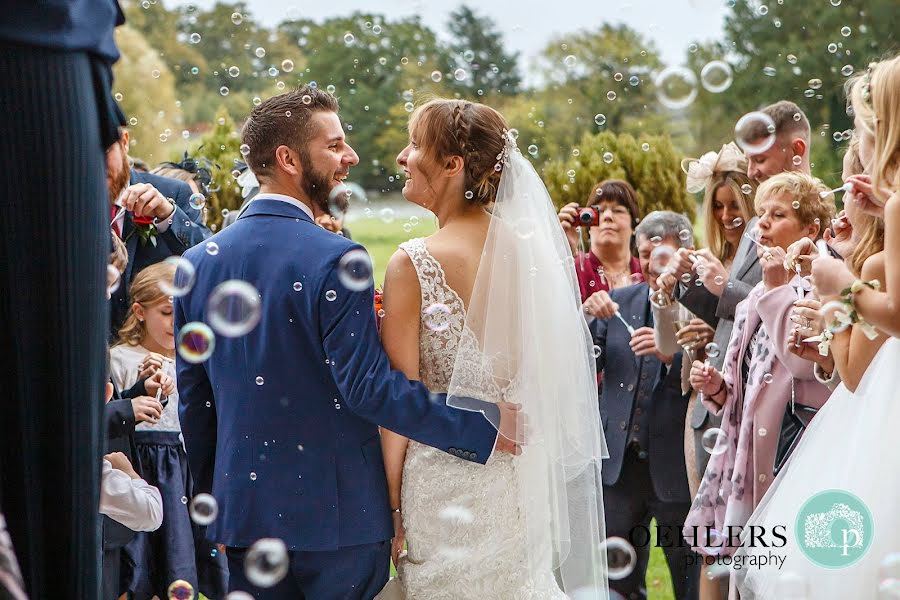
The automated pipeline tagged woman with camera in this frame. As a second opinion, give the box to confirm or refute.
[558,179,644,304]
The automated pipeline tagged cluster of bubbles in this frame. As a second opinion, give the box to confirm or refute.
[654,60,733,110]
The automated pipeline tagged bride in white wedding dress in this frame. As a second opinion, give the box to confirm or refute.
[377,99,609,599]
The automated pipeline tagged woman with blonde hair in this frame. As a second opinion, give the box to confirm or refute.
[111,262,227,599]
[378,98,608,598]
[658,143,761,496]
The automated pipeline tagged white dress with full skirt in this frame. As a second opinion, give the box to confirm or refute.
[736,336,900,599]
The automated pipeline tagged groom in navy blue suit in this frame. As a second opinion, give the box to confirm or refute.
[175,86,522,599]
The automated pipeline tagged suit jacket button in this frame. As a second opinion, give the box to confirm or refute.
[638,450,649,460]
[471,452,478,461]
[619,421,627,430]
[462,451,471,460]
[627,383,635,392]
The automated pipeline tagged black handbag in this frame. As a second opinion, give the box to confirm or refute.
[773,378,819,475]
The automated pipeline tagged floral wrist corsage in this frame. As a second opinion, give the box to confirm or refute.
[818,279,880,355]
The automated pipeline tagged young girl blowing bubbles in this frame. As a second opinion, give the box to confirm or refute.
[110,262,227,600]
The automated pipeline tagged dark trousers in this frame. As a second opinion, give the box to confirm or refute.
[227,540,390,600]
[603,448,699,600]
[0,42,110,598]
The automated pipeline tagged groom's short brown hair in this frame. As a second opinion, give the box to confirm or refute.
[240,84,339,181]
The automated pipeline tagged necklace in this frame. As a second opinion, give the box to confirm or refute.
[597,265,631,289]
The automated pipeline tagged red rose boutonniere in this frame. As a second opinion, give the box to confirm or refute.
[132,213,159,247]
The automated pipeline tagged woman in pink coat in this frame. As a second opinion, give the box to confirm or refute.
[683,172,835,559]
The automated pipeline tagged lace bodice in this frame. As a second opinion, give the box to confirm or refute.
[399,237,520,404]
[398,238,466,393]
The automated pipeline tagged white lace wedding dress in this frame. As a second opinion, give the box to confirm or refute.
[396,237,566,600]
[736,336,900,598]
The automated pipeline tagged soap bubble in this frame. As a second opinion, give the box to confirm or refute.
[166,580,194,600]
[735,111,777,155]
[159,256,196,297]
[189,493,219,526]
[337,249,374,292]
[207,280,262,338]
[189,193,206,211]
[702,428,729,455]
[700,61,733,93]
[177,322,215,364]
[594,114,607,126]
[424,303,451,332]
[599,537,637,580]
[655,66,698,110]
[244,538,289,587]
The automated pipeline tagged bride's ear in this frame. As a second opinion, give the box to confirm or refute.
[444,155,465,178]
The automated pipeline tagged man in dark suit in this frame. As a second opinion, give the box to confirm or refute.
[106,128,211,338]
[590,211,699,600]
[107,127,211,336]
[175,85,523,599]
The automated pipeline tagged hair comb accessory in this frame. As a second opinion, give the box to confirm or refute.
[494,128,519,172]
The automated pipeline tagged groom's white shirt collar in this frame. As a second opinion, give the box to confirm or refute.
[254,193,314,221]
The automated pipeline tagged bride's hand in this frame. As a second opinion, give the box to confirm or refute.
[391,511,406,568]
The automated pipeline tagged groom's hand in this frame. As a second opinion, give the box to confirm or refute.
[495,401,525,456]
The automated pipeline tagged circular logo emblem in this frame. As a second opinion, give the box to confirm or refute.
[795,489,873,569]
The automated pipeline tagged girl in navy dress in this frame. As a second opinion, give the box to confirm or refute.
[110,262,227,599]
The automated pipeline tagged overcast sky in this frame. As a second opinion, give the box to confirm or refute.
[170,0,729,71]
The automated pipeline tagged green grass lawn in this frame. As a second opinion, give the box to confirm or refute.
[349,211,436,288]
[353,217,676,600]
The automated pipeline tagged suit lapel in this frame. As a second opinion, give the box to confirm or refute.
[732,217,760,281]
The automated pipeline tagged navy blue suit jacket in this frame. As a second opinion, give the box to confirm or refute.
[110,170,210,335]
[591,283,691,504]
[175,199,498,550]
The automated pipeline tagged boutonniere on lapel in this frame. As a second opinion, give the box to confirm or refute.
[132,213,159,247]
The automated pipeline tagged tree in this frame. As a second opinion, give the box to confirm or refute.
[287,12,456,189]
[445,5,521,97]
[112,25,185,165]
[542,131,693,224]
[186,106,244,232]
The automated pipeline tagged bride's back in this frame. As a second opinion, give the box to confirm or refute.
[420,215,490,310]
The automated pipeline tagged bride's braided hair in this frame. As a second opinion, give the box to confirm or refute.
[409,99,508,205]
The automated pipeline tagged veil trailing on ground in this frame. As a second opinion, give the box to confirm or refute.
[447,130,610,597]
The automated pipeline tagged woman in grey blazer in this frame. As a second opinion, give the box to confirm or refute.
[662,143,762,493]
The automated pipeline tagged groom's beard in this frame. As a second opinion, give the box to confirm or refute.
[299,151,332,215]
